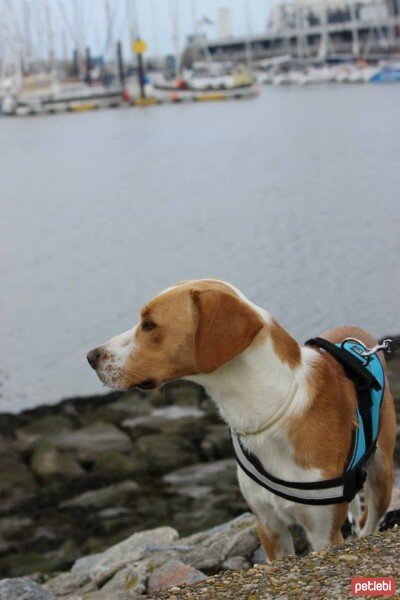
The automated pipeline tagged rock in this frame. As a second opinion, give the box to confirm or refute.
[98,507,132,519]
[200,425,233,460]
[251,546,267,565]
[147,560,206,593]
[122,406,206,440]
[170,513,259,571]
[16,415,73,447]
[0,516,34,538]
[60,480,139,510]
[149,382,205,408]
[0,443,37,512]
[0,577,55,600]
[222,555,250,570]
[71,553,102,577]
[44,571,94,597]
[100,561,147,596]
[91,451,142,479]
[88,526,179,585]
[134,434,198,473]
[54,423,132,456]
[108,395,151,417]
[30,442,85,480]
[163,459,237,498]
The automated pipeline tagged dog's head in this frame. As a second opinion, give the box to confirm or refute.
[87,279,264,390]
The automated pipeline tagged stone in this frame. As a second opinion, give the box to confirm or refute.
[222,555,250,570]
[89,526,179,585]
[44,571,93,597]
[251,546,267,565]
[164,459,236,491]
[122,406,206,440]
[134,434,198,473]
[200,424,233,460]
[0,517,34,538]
[91,451,142,479]
[0,578,55,600]
[0,443,37,511]
[54,423,132,455]
[60,480,139,509]
[30,442,85,480]
[147,560,206,593]
[71,553,102,577]
[170,513,259,571]
[100,561,147,596]
[16,415,73,447]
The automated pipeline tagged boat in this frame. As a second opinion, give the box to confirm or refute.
[369,64,400,83]
[1,73,123,116]
[150,61,258,102]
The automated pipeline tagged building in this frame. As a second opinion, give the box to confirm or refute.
[182,0,400,65]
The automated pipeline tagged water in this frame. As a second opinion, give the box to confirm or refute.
[1,86,400,412]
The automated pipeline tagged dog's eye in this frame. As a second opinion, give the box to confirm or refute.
[142,320,156,332]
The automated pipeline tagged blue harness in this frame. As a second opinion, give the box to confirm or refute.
[340,339,385,472]
[232,337,386,505]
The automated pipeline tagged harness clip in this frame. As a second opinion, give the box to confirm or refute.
[361,339,393,358]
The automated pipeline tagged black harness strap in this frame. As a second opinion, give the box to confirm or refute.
[305,337,381,452]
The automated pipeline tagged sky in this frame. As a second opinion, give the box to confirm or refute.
[6,0,274,61]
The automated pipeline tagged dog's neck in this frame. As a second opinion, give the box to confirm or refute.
[187,316,316,438]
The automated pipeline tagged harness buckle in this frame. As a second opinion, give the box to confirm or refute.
[361,339,392,358]
[343,468,367,502]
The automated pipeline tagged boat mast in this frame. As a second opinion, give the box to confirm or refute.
[244,0,253,68]
[45,1,55,76]
[169,0,180,76]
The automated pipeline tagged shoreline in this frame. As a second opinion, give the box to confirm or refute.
[0,348,399,579]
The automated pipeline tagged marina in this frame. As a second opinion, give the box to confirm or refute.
[1,0,399,117]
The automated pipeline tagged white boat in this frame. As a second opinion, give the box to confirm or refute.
[1,73,123,116]
[298,66,337,85]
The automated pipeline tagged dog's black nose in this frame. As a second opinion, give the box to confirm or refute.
[87,347,101,369]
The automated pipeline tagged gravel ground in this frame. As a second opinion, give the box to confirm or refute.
[148,528,400,600]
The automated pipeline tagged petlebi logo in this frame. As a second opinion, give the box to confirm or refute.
[352,577,396,596]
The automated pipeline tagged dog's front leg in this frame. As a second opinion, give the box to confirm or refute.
[256,517,295,560]
[301,504,347,551]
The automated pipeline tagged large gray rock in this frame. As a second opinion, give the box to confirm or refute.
[54,423,131,455]
[30,442,84,480]
[87,526,179,585]
[170,513,259,571]
[0,578,55,600]
[134,434,198,473]
[100,561,148,597]
[44,571,94,597]
[60,480,139,510]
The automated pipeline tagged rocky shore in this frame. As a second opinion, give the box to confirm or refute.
[0,348,399,598]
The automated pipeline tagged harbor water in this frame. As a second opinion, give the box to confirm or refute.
[1,85,400,412]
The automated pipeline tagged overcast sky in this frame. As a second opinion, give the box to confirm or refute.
[8,1,274,60]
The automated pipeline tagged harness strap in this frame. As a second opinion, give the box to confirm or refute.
[305,337,381,391]
[232,336,386,505]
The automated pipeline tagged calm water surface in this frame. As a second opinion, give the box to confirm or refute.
[1,86,400,412]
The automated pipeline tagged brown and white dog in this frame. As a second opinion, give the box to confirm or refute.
[87,279,396,560]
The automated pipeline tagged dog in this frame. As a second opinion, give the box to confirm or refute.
[87,279,396,560]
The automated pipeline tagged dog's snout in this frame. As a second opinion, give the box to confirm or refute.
[87,347,101,369]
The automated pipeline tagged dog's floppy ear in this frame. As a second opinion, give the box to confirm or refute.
[191,289,264,373]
